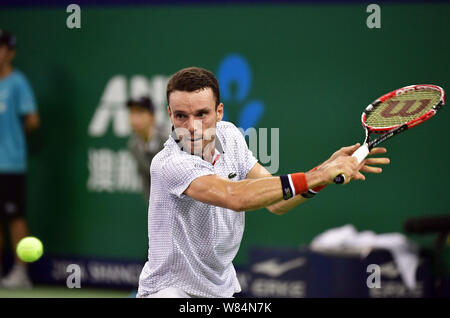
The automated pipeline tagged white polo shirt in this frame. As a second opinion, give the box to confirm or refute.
[137,121,258,298]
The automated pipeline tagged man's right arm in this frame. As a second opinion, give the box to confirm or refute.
[184,155,359,212]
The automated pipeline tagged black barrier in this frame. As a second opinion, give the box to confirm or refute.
[1,246,437,297]
[236,246,436,298]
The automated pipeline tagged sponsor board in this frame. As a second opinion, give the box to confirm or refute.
[236,247,434,298]
[3,246,433,296]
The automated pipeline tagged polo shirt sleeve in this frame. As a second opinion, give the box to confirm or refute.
[160,153,215,198]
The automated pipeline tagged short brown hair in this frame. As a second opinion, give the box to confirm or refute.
[166,67,220,107]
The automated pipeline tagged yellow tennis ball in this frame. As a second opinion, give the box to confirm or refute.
[16,236,43,263]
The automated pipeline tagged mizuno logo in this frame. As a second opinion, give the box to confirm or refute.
[251,257,306,277]
[228,172,237,179]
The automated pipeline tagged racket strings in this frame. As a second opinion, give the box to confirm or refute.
[365,90,441,129]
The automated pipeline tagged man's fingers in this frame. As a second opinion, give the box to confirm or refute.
[343,174,352,184]
[338,143,361,155]
[344,157,359,184]
[347,143,361,153]
[363,157,390,165]
[352,171,366,181]
[332,146,388,181]
[335,145,385,159]
[369,147,387,155]
[360,165,383,173]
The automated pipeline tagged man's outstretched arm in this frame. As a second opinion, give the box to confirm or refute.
[183,145,365,212]
[247,144,390,215]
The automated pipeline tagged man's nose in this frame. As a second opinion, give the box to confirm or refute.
[187,118,202,137]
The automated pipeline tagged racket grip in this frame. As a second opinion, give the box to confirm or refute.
[333,144,370,184]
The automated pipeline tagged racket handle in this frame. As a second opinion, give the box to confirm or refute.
[333,174,346,184]
[333,144,370,184]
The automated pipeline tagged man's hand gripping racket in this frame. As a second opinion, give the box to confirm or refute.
[334,84,445,184]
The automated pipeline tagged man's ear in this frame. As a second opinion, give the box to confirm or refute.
[216,103,224,122]
[168,105,174,122]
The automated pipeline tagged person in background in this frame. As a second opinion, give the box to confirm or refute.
[0,30,40,289]
[127,96,166,201]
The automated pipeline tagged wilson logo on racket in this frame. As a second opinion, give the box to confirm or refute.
[380,99,431,118]
[333,84,445,185]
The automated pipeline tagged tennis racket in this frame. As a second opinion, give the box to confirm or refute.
[334,84,445,184]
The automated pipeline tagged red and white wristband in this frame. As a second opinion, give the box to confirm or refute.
[280,166,327,200]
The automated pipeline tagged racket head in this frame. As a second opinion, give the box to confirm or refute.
[361,84,445,134]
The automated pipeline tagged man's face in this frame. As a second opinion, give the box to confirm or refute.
[0,45,15,69]
[168,87,223,155]
[128,106,155,139]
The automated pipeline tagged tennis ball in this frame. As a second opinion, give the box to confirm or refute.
[16,236,43,263]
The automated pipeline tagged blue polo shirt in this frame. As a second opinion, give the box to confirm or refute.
[0,69,37,173]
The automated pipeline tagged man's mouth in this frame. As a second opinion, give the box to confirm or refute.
[187,137,202,142]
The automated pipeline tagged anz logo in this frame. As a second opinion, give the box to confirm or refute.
[217,54,265,131]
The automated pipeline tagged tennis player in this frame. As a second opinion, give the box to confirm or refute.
[137,67,389,298]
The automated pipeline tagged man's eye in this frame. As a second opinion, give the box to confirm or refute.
[176,114,186,119]
[198,112,207,118]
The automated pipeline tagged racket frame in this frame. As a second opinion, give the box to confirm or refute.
[363,84,445,134]
[333,84,445,184]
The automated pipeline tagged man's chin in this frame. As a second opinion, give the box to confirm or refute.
[181,141,204,156]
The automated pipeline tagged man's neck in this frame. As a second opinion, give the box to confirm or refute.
[0,64,13,80]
